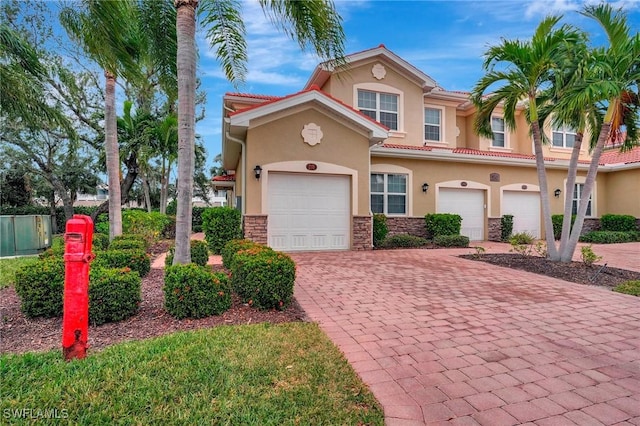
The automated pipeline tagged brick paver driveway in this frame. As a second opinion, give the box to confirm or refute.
[292,249,640,425]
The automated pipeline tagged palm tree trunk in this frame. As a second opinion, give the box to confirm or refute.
[531,121,560,260]
[105,70,122,241]
[558,132,584,256]
[141,171,152,212]
[561,122,611,262]
[173,0,198,264]
[160,158,167,214]
[49,189,58,235]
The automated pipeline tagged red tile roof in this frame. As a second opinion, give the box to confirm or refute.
[212,175,235,182]
[225,92,282,101]
[381,144,555,161]
[599,146,640,165]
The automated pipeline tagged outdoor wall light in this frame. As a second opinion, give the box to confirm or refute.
[254,165,262,180]
[422,182,429,193]
[554,188,562,198]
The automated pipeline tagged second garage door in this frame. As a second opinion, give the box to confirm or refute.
[502,191,541,238]
[267,173,350,251]
[437,188,485,240]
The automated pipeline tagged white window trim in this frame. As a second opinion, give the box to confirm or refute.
[564,177,595,218]
[370,164,412,216]
[489,116,510,150]
[552,124,577,149]
[424,104,445,144]
[354,82,404,136]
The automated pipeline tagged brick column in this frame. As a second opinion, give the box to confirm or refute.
[352,216,372,250]
[386,217,427,238]
[488,217,502,242]
[243,215,268,245]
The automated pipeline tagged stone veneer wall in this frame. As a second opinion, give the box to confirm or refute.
[386,217,427,238]
[581,218,601,234]
[243,215,268,245]
[352,216,372,250]
[488,217,502,242]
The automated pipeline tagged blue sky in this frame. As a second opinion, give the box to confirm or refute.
[195,0,640,166]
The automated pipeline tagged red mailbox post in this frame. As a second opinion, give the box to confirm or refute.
[62,214,94,360]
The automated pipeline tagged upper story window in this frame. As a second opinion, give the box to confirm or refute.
[491,117,506,147]
[572,183,592,216]
[552,124,576,148]
[357,89,398,130]
[371,173,406,215]
[424,107,442,142]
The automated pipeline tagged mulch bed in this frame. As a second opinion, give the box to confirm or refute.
[0,241,306,355]
[461,253,640,289]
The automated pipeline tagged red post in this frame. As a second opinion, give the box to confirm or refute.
[62,214,94,361]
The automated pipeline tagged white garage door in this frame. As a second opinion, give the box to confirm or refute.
[437,188,485,240]
[502,191,541,238]
[268,173,350,251]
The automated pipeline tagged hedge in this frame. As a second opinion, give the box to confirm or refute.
[552,214,575,240]
[93,249,151,277]
[164,264,232,319]
[600,214,637,232]
[14,258,65,318]
[433,234,470,248]
[501,215,513,241]
[108,239,146,251]
[579,231,637,244]
[373,214,388,247]
[88,267,141,325]
[202,207,242,254]
[165,240,210,267]
[425,213,462,238]
[380,234,427,248]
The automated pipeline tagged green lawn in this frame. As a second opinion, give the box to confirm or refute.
[0,256,38,289]
[1,322,384,425]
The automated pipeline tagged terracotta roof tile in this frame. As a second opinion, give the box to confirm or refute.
[380,144,559,161]
[599,146,640,165]
[225,92,283,101]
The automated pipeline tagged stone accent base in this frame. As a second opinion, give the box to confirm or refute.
[581,218,601,234]
[243,215,268,245]
[488,217,502,242]
[353,216,372,250]
[386,217,427,238]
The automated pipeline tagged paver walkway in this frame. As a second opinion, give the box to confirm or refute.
[292,248,640,425]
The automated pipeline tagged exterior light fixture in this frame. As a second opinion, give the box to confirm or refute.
[422,182,429,193]
[253,165,262,180]
[554,188,561,198]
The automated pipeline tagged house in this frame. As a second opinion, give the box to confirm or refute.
[217,45,640,251]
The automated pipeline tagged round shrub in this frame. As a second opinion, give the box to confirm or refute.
[380,234,427,248]
[231,249,295,310]
[373,214,388,247]
[108,238,146,251]
[425,213,462,238]
[92,233,110,251]
[94,249,151,277]
[14,258,64,318]
[433,234,470,248]
[202,207,242,254]
[164,264,232,319]
[221,239,266,269]
[89,267,141,325]
[165,240,210,267]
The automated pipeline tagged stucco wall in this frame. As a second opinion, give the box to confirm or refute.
[603,168,640,216]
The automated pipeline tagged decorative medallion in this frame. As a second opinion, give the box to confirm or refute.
[490,173,500,182]
[372,63,386,80]
[301,123,323,146]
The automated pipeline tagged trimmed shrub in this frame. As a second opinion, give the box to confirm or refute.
[92,233,110,251]
[14,259,64,318]
[221,239,266,269]
[579,231,636,244]
[552,214,575,240]
[433,234,470,248]
[165,240,210,267]
[108,239,146,251]
[380,234,427,248]
[112,233,149,250]
[164,264,232,319]
[202,207,242,254]
[162,215,176,239]
[89,267,141,325]
[192,206,206,232]
[613,280,640,297]
[425,213,462,238]
[231,248,295,310]
[501,215,513,241]
[93,249,151,277]
[600,214,637,232]
[122,210,171,245]
[373,214,388,247]
[95,213,109,235]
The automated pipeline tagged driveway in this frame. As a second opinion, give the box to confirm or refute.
[292,248,640,425]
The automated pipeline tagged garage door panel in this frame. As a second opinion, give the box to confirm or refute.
[438,188,485,241]
[502,191,540,238]
[268,173,350,251]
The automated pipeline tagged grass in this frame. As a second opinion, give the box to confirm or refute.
[0,256,38,289]
[613,280,640,296]
[1,322,384,425]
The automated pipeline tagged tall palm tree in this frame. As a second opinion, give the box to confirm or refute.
[471,16,583,261]
[60,1,140,241]
[172,0,345,264]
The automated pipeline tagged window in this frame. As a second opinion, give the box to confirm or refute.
[491,117,506,147]
[552,125,576,148]
[357,89,398,130]
[424,107,441,141]
[371,173,406,215]
[572,183,592,216]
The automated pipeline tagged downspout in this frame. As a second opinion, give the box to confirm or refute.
[224,127,247,218]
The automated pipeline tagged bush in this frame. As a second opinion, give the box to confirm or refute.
[93,249,151,277]
[380,234,427,248]
[579,231,636,244]
[92,233,110,251]
[122,210,171,245]
[221,239,266,269]
[95,213,109,235]
[192,207,207,232]
[14,259,64,318]
[600,214,637,232]
[231,248,295,310]
[552,214,575,240]
[162,215,176,239]
[373,214,388,247]
[509,232,536,256]
[202,207,242,254]
[425,213,462,238]
[165,240,210,267]
[433,234,470,248]
[164,264,232,319]
[112,233,149,250]
[613,280,640,297]
[501,215,513,241]
[89,267,141,325]
[580,245,602,267]
[108,239,146,251]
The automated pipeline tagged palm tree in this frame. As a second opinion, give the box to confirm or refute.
[471,16,584,261]
[555,4,640,262]
[60,1,140,241]
[171,0,346,264]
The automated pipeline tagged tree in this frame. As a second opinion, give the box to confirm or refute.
[471,16,583,261]
[172,0,346,264]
